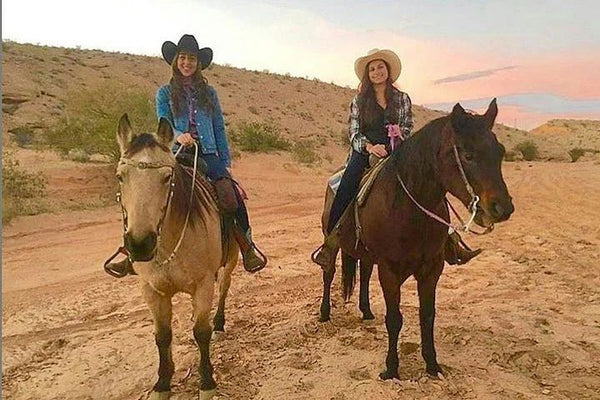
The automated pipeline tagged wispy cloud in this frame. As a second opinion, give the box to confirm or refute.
[434,66,517,84]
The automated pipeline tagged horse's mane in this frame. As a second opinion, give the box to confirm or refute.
[390,116,448,176]
[171,165,218,228]
[125,134,217,228]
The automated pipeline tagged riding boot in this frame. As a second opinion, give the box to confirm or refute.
[104,255,137,278]
[445,231,482,265]
[232,224,267,273]
[311,233,339,270]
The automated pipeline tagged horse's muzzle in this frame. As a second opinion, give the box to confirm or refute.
[124,232,158,262]
[479,196,514,225]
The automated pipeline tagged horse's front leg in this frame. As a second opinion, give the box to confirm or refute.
[141,283,174,400]
[378,263,403,380]
[416,259,444,377]
[193,276,217,399]
[319,247,338,322]
[358,259,375,320]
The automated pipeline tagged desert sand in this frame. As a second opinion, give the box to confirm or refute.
[3,153,600,399]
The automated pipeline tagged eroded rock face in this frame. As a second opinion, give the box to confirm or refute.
[2,92,33,115]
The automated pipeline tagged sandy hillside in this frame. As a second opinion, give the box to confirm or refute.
[3,41,530,154]
[3,155,600,400]
[531,119,600,161]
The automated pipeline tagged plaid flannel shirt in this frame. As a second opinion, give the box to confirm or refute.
[349,89,414,153]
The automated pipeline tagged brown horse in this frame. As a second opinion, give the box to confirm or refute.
[334,99,514,379]
[115,115,239,400]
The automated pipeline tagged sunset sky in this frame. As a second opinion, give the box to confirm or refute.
[3,0,599,129]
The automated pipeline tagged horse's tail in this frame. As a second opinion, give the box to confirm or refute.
[341,252,357,302]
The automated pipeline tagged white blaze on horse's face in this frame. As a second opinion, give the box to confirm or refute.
[116,115,175,261]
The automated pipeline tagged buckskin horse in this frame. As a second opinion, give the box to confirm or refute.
[329,99,513,379]
[114,115,239,399]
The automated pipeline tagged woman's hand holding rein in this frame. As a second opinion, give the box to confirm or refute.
[177,132,196,146]
[366,143,388,158]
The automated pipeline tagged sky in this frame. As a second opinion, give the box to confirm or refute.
[3,0,600,130]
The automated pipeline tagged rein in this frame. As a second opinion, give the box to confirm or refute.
[116,143,199,267]
[396,143,493,235]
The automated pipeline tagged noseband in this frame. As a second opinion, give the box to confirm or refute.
[116,144,199,266]
[396,142,494,235]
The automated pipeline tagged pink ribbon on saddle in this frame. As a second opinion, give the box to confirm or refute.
[387,124,402,151]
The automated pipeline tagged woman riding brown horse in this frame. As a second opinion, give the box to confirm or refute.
[312,48,480,270]
[335,98,514,379]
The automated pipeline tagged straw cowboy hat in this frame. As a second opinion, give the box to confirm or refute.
[354,48,402,82]
[161,34,213,69]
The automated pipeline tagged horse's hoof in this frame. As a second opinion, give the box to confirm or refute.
[318,314,330,323]
[149,391,171,400]
[362,312,375,321]
[199,388,217,400]
[426,364,444,378]
[379,370,399,380]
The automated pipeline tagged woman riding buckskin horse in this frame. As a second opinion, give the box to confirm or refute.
[106,34,267,276]
[312,48,480,268]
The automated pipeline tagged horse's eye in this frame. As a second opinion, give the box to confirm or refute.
[464,152,475,162]
[163,174,172,184]
[116,173,123,183]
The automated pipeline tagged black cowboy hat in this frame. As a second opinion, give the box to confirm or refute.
[161,34,213,69]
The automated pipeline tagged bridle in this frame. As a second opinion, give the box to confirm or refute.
[116,144,199,266]
[396,141,494,235]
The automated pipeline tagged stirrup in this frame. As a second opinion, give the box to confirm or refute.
[103,247,135,278]
[242,244,267,273]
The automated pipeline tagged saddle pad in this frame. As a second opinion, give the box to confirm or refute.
[326,157,390,204]
[356,157,389,206]
[327,167,345,195]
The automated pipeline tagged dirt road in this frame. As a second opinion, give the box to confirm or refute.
[3,158,600,399]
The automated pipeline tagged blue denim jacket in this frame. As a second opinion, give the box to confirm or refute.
[156,84,231,167]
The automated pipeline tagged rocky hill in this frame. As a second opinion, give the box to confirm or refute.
[3,41,532,156]
[531,119,600,161]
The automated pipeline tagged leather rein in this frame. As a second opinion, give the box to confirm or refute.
[396,142,494,235]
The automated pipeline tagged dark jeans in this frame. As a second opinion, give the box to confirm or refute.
[327,150,370,233]
[193,152,251,232]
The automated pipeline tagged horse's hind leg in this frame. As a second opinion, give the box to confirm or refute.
[141,284,174,399]
[358,259,375,320]
[416,260,444,377]
[193,278,217,399]
[378,263,404,380]
[213,262,235,332]
[319,247,339,322]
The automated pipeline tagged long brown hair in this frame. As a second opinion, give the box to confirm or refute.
[357,60,399,129]
[170,51,214,117]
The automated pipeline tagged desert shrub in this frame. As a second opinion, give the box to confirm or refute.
[292,140,320,165]
[230,121,290,152]
[514,140,538,161]
[2,151,48,223]
[504,150,518,162]
[46,83,155,161]
[10,126,35,147]
[568,148,585,162]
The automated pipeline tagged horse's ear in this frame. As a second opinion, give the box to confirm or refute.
[450,102,467,132]
[484,98,498,129]
[117,113,135,154]
[156,117,174,148]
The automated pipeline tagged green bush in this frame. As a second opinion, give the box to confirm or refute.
[514,140,538,161]
[46,83,155,161]
[568,148,585,162]
[292,140,321,165]
[504,150,518,162]
[231,121,291,152]
[2,151,48,223]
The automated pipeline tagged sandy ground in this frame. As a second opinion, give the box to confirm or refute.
[3,157,600,400]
